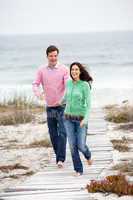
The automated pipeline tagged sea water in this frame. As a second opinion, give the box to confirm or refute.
[0,31,133,107]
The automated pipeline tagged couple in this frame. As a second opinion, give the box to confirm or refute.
[32,45,93,176]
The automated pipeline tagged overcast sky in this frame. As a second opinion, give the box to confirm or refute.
[0,0,133,34]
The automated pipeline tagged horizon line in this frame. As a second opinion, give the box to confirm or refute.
[0,30,133,36]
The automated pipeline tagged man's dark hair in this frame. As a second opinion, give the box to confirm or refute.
[46,45,59,56]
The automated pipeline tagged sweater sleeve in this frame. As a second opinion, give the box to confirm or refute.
[32,67,43,97]
[83,82,91,125]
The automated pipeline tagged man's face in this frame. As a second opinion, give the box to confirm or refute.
[47,51,58,66]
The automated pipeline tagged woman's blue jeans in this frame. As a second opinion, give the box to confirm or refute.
[64,119,91,174]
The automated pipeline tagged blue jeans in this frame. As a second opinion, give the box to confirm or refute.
[46,105,67,163]
[64,119,91,173]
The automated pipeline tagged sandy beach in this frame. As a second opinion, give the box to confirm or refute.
[0,101,133,199]
[0,109,52,192]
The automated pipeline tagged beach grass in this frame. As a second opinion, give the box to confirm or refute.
[0,95,43,111]
[0,163,29,173]
[111,161,133,176]
[0,110,34,125]
[28,138,52,148]
[0,95,44,125]
[104,104,133,123]
[2,171,35,180]
[5,138,52,149]
[116,122,133,131]
[110,137,129,152]
[0,163,35,180]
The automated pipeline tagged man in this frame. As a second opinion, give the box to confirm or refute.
[32,45,69,168]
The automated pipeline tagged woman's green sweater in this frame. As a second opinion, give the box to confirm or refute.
[63,79,91,125]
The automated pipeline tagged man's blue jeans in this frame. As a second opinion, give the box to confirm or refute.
[64,119,91,173]
[46,105,67,163]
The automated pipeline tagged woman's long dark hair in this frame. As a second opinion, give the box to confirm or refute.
[70,62,93,88]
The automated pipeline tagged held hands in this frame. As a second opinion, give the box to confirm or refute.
[39,93,45,101]
[38,93,47,106]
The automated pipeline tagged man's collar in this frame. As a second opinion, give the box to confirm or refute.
[47,63,59,69]
[54,63,59,68]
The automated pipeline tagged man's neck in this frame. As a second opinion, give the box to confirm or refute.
[48,63,58,68]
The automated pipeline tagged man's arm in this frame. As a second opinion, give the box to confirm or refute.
[32,67,43,98]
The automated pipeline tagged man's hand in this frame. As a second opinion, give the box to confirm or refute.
[39,93,45,101]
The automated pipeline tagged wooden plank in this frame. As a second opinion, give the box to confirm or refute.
[0,189,89,200]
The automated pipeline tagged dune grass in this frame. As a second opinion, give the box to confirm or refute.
[3,138,52,150]
[104,104,133,123]
[111,161,133,176]
[2,171,35,180]
[110,137,129,152]
[0,95,44,125]
[0,111,34,125]
[0,163,29,173]
[116,122,133,131]
[28,139,52,148]
[0,95,43,112]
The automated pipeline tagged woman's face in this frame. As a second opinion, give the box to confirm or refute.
[71,65,80,81]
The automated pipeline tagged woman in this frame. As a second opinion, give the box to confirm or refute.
[62,62,93,176]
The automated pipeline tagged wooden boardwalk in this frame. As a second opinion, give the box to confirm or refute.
[0,108,113,200]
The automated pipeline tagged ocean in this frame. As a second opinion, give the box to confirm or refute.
[0,31,133,107]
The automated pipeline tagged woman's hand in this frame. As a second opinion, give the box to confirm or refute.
[80,119,85,127]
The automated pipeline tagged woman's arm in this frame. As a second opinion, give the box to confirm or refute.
[60,90,67,105]
[81,82,91,126]
[60,80,69,105]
